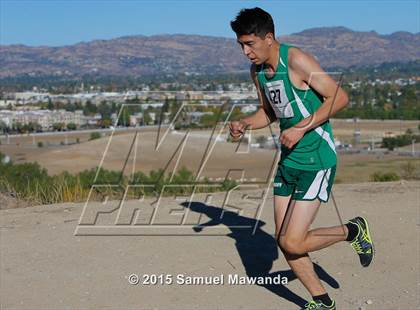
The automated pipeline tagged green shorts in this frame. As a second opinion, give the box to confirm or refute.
[273,164,336,203]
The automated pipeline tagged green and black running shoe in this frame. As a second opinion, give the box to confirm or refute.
[348,216,375,267]
[303,300,336,310]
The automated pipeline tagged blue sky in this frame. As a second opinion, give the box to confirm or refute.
[1,0,419,46]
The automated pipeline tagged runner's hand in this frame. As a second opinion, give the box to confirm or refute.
[229,120,247,141]
[280,126,305,149]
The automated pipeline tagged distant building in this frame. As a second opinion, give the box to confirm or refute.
[0,100,16,107]
[0,109,88,131]
[241,105,258,114]
[383,131,396,138]
[187,111,214,124]
[13,92,50,104]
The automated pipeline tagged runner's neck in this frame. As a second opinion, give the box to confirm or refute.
[263,42,281,79]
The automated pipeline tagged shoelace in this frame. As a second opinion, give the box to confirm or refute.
[304,301,319,310]
[350,224,371,254]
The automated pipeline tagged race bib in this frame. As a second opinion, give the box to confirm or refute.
[264,80,294,118]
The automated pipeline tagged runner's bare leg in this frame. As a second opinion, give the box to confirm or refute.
[274,196,348,296]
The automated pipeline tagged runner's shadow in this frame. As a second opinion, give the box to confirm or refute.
[181,201,339,308]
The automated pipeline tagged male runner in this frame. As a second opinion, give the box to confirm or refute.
[229,8,374,310]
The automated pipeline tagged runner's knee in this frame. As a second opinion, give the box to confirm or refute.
[278,236,306,255]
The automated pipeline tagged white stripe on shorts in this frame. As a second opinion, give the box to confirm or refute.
[318,168,332,201]
[303,168,330,200]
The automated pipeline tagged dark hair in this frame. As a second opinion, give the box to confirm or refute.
[230,7,275,38]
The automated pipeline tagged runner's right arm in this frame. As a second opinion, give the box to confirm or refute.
[229,64,276,140]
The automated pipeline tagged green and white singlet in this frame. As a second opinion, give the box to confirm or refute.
[256,43,337,171]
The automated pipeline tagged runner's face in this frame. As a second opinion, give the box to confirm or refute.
[236,33,271,65]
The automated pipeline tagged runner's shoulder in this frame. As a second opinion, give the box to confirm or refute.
[287,46,317,71]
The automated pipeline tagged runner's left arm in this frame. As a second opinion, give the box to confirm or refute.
[280,49,349,149]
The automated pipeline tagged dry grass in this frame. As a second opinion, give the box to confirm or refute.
[336,155,420,183]
[1,120,419,185]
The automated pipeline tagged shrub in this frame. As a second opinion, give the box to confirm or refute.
[67,123,77,131]
[0,153,238,205]
[382,134,420,151]
[89,132,101,140]
[370,171,400,182]
[400,161,420,180]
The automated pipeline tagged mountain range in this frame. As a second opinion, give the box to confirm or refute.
[1,27,419,79]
